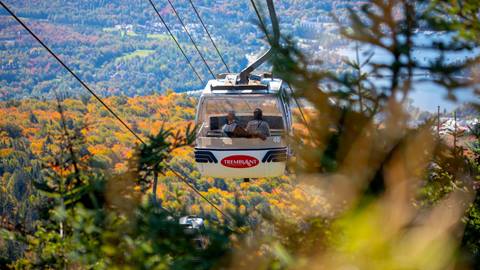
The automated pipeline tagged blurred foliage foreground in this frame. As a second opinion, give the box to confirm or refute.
[1,0,480,269]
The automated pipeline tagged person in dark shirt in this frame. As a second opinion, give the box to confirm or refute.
[246,108,270,140]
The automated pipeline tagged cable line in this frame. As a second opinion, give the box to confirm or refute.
[165,0,215,79]
[166,165,232,223]
[147,0,204,84]
[1,0,232,224]
[249,0,270,42]
[0,1,146,146]
[187,0,230,73]
[287,85,313,140]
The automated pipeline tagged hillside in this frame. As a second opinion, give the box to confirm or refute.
[0,93,320,246]
[0,0,356,100]
[1,1,479,268]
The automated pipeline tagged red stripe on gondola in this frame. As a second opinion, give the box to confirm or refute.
[221,155,259,168]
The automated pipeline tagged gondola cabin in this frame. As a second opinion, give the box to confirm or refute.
[195,73,292,178]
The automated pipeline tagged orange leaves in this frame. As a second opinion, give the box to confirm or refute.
[1,92,322,224]
[291,188,305,201]
[137,120,151,133]
[171,147,192,158]
[190,204,201,213]
[154,184,167,201]
[0,148,13,158]
[30,139,44,155]
[114,162,127,172]
[0,93,201,192]
[88,144,112,157]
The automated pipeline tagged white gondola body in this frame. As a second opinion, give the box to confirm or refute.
[195,75,292,178]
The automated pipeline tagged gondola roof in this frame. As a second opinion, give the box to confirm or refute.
[202,73,283,95]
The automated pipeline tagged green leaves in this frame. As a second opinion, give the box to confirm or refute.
[132,123,197,192]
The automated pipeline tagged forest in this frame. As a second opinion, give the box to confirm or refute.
[0,0,479,269]
[0,0,355,100]
[0,91,323,267]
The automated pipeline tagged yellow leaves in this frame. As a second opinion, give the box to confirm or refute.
[134,120,159,135]
[124,149,134,159]
[23,127,38,137]
[80,128,88,137]
[171,147,192,158]
[88,144,112,157]
[205,187,234,201]
[165,170,176,178]
[137,120,151,133]
[0,94,203,204]
[292,188,305,201]
[113,131,134,145]
[190,204,200,213]
[111,144,127,158]
[30,140,44,155]
[86,103,100,115]
[62,99,83,110]
[153,184,167,201]
[0,148,13,158]
[239,182,250,189]
[268,198,287,209]
[0,132,11,144]
[114,162,127,172]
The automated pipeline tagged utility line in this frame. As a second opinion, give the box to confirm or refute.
[165,0,215,78]
[167,165,232,223]
[249,0,270,43]
[147,0,205,84]
[1,0,232,223]
[187,0,230,73]
[0,1,146,146]
[287,85,313,142]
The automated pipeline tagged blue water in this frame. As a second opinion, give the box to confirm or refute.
[337,32,479,112]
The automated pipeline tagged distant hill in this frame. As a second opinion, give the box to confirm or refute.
[0,0,358,100]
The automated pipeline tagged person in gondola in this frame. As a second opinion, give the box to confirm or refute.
[246,108,270,140]
[222,110,249,138]
[222,110,237,136]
